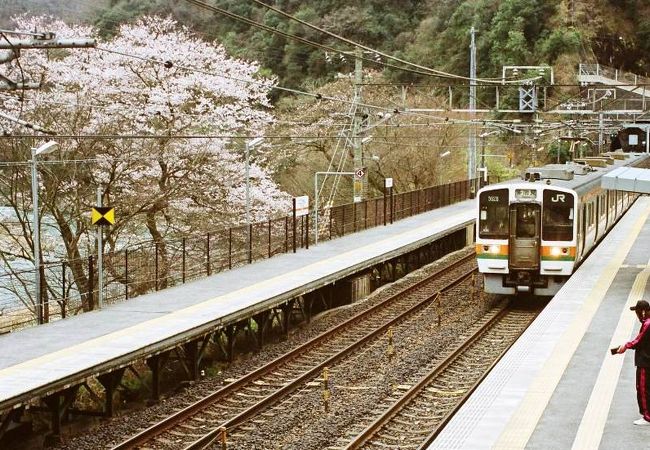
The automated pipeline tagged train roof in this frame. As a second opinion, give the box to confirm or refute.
[482,153,650,195]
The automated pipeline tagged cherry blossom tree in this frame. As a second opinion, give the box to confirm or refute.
[0,15,289,317]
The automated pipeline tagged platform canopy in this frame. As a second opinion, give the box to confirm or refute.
[601,166,650,193]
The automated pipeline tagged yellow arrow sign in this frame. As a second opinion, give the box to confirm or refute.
[91,207,115,226]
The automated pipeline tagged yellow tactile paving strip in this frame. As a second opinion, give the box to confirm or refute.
[570,259,650,450]
[494,204,650,450]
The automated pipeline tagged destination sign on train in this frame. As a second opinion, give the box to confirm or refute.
[515,189,537,200]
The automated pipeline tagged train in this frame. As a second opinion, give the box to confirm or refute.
[476,152,649,296]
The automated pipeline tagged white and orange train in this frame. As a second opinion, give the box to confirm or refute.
[476,152,648,295]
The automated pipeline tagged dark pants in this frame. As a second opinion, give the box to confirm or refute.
[636,367,650,421]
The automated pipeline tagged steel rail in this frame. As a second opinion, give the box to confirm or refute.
[345,303,539,450]
[185,266,476,450]
[415,310,535,449]
[113,253,475,450]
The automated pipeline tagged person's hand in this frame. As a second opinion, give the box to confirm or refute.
[617,345,627,354]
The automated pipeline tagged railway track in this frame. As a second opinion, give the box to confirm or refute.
[342,301,541,450]
[113,253,477,450]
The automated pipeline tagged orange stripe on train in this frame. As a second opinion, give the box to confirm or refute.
[540,246,576,258]
[475,244,509,256]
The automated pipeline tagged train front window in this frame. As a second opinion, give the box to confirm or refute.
[479,189,509,239]
[542,190,574,241]
[514,204,539,238]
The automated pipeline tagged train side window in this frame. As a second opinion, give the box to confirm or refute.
[591,199,596,221]
[599,196,603,218]
[590,202,595,225]
[479,189,509,239]
[600,196,604,217]
[542,190,574,241]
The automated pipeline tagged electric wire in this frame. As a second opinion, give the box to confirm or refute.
[245,0,538,84]
[180,0,453,81]
[94,46,468,124]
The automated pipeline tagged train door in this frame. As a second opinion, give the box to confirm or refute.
[604,194,608,228]
[509,203,541,270]
[581,204,587,256]
[594,196,600,242]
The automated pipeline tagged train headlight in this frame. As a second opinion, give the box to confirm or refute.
[489,245,501,254]
[550,246,562,256]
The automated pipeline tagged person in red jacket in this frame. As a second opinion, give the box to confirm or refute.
[617,299,650,425]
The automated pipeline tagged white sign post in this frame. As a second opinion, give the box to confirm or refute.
[353,168,366,203]
[384,177,394,225]
[295,195,309,217]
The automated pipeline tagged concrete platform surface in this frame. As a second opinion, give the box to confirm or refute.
[429,196,650,450]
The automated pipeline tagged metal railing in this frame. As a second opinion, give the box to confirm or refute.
[579,63,650,87]
[0,177,481,333]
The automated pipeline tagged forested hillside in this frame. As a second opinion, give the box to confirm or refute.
[89,0,649,89]
[2,1,649,90]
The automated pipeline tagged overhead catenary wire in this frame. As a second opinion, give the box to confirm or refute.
[4,87,595,131]
[0,119,590,144]
[0,139,533,167]
[0,92,456,129]
[0,130,510,140]
[1,8,600,146]
[2,13,578,131]
[3,12,352,113]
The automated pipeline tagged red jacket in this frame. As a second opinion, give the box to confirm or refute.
[626,317,650,367]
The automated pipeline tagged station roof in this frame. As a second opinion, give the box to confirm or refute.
[601,166,650,193]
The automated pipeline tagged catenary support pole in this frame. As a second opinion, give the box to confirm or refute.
[97,187,104,308]
[468,26,477,180]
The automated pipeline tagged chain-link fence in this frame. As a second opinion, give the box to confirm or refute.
[0,177,480,333]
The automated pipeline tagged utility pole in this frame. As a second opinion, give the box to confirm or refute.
[480,133,486,171]
[96,187,104,309]
[598,113,604,154]
[468,26,477,180]
[352,46,365,203]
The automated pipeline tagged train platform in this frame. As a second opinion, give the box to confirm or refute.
[430,195,650,450]
[0,198,475,415]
